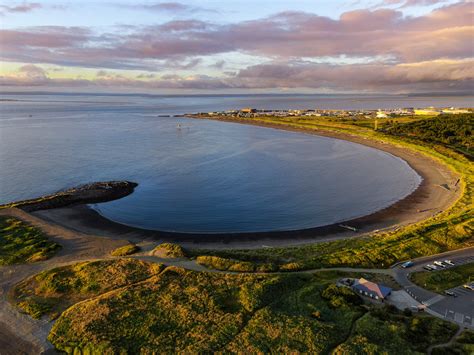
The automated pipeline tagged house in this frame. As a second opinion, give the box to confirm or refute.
[240,107,256,114]
[352,278,392,300]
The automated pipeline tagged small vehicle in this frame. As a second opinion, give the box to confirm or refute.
[444,260,455,266]
[427,264,438,270]
[444,291,457,297]
[433,261,446,268]
[462,283,474,291]
[401,261,414,268]
[423,265,434,271]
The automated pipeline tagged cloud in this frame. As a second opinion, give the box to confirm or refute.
[211,60,226,69]
[0,2,41,14]
[143,2,190,11]
[18,64,47,78]
[126,2,216,14]
[372,0,449,9]
[136,73,156,79]
[0,1,471,92]
[2,59,472,92]
[1,1,471,71]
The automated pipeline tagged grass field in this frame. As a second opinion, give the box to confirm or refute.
[189,114,473,270]
[44,263,457,353]
[12,258,163,319]
[410,262,474,293]
[0,216,61,266]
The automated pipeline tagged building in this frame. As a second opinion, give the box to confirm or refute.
[352,278,392,300]
[240,107,256,113]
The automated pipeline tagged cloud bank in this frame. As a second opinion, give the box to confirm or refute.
[0,1,472,92]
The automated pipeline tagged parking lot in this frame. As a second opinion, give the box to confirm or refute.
[394,250,474,329]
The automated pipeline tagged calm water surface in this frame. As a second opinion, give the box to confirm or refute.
[2,92,460,232]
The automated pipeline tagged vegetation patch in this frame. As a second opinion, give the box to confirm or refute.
[383,114,473,158]
[12,258,162,319]
[152,242,186,258]
[191,214,473,270]
[410,262,474,293]
[196,255,277,272]
[110,243,140,256]
[334,305,458,354]
[432,329,474,355]
[46,265,456,354]
[0,216,61,265]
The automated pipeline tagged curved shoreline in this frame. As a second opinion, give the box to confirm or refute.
[30,118,461,249]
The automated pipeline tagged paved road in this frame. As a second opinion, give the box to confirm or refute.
[392,247,474,329]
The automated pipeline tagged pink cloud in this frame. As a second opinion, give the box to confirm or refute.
[0,2,41,14]
[0,1,471,92]
[1,59,472,92]
[1,2,471,69]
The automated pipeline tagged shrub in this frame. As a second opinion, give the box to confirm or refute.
[321,284,362,309]
[110,243,140,256]
[153,243,186,258]
[279,262,302,271]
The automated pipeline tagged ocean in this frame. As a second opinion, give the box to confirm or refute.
[1,92,463,232]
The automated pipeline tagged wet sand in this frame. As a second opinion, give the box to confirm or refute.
[32,119,461,249]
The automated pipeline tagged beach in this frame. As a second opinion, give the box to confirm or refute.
[29,119,461,249]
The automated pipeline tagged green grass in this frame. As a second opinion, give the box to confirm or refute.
[12,258,163,319]
[410,262,474,293]
[383,114,473,158]
[44,262,456,354]
[0,216,61,265]
[188,114,473,270]
[110,243,140,256]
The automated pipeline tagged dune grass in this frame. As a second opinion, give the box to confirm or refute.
[0,216,61,266]
[110,243,140,256]
[410,262,474,293]
[152,242,186,258]
[45,264,457,354]
[12,258,163,319]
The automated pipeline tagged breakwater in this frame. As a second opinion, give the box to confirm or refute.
[0,181,137,212]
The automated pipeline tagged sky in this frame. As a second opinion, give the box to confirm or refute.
[0,0,472,94]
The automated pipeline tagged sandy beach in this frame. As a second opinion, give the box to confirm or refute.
[31,119,461,249]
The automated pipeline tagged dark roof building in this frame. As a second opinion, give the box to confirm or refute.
[352,278,392,300]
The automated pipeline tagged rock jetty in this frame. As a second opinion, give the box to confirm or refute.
[0,181,138,212]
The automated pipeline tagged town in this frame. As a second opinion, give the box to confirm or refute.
[185,106,471,119]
